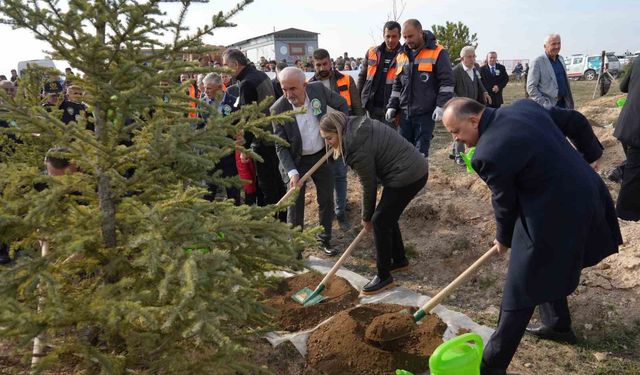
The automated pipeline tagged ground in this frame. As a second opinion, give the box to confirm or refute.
[281,79,640,374]
[2,80,639,374]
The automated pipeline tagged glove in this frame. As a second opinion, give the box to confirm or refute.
[385,108,397,122]
[432,106,444,122]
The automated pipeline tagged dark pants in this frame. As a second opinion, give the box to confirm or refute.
[372,174,427,279]
[288,150,334,242]
[368,108,395,128]
[616,145,640,220]
[399,113,435,157]
[206,154,241,205]
[255,144,287,222]
[481,297,571,374]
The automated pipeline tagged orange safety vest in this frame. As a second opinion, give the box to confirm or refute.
[335,74,352,107]
[188,84,197,118]
[395,44,444,76]
[366,47,397,85]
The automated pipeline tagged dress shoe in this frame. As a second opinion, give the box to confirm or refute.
[455,156,465,166]
[525,325,577,344]
[361,275,395,295]
[389,260,410,273]
[320,240,338,257]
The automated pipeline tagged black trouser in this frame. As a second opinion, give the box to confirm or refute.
[372,174,427,279]
[617,145,640,220]
[205,154,241,205]
[481,297,571,374]
[255,144,287,222]
[288,150,334,242]
[367,107,395,128]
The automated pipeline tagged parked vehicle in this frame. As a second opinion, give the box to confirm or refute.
[17,59,57,75]
[564,53,621,80]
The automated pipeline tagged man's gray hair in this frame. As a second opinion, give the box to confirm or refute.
[544,33,561,45]
[460,46,476,58]
[202,73,221,86]
[279,67,306,84]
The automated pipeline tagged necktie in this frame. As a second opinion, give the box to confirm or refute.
[491,66,496,76]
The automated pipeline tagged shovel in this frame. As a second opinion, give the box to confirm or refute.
[291,228,368,306]
[275,150,332,206]
[365,244,499,344]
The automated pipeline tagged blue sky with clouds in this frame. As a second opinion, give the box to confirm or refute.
[2,0,639,76]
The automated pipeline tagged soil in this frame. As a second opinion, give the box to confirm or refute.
[263,271,359,331]
[306,304,447,375]
[365,312,416,343]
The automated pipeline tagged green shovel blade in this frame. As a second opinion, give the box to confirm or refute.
[291,285,326,306]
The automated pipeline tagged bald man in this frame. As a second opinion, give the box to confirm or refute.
[270,67,348,257]
[442,97,621,374]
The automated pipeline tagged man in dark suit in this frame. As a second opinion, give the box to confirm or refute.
[480,52,509,108]
[451,46,491,165]
[613,56,640,220]
[271,67,349,256]
[223,48,286,220]
[442,98,622,375]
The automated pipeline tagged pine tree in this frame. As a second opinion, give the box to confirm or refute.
[0,1,308,373]
[431,21,479,64]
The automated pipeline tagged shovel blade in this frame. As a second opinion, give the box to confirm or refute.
[291,287,325,306]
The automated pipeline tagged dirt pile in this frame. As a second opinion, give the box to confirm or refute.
[578,94,624,126]
[263,272,359,331]
[307,304,447,375]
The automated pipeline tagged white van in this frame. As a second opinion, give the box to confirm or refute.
[564,54,621,80]
[17,59,57,76]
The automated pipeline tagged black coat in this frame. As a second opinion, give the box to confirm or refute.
[613,57,640,148]
[472,100,622,309]
[479,63,509,108]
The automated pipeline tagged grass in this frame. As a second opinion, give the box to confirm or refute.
[502,78,623,108]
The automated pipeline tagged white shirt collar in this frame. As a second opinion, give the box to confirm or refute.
[463,64,474,72]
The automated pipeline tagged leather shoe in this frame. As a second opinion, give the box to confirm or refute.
[525,325,577,344]
[390,260,410,273]
[0,245,10,265]
[361,275,395,295]
[320,240,338,257]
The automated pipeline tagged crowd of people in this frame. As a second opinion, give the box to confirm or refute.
[1,16,639,375]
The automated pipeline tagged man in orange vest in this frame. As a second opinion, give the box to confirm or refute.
[309,48,364,229]
[386,19,455,157]
[357,21,402,126]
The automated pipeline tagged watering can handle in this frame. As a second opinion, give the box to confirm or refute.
[429,332,484,373]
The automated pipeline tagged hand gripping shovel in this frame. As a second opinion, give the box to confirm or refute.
[365,245,499,344]
[291,228,368,306]
[275,150,332,206]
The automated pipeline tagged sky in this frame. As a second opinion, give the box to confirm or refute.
[1,0,639,77]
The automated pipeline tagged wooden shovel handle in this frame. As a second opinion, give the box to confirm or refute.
[318,228,368,286]
[276,150,333,206]
[418,245,499,314]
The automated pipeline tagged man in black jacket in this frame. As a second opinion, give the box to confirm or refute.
[443,98,622,375]
[357,21,402,125]
[613,56,640,220]
[385,19,455,157]
[479,52,509,108]
[222,49,285,220]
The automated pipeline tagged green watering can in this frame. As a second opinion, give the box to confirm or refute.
[428,332,484,375]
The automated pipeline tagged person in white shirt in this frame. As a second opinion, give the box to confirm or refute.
[451,46,491,165]
[270,67,349,257]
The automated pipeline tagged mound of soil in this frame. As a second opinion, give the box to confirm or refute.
[307,304,447,375]
[264,272,359,331]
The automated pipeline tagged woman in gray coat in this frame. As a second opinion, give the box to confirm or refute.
[319,112,428,294]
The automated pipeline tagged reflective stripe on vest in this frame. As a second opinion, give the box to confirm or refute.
[395,44,444,75]
[366,47,397,85]
[188,84,197,118]
[336,74,352,107]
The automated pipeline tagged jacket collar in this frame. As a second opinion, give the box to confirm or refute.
[478,107,497,138]
[402,30,437,54]
[236,64,256,81]
[310,69,343,82]
[377,41,402,55]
